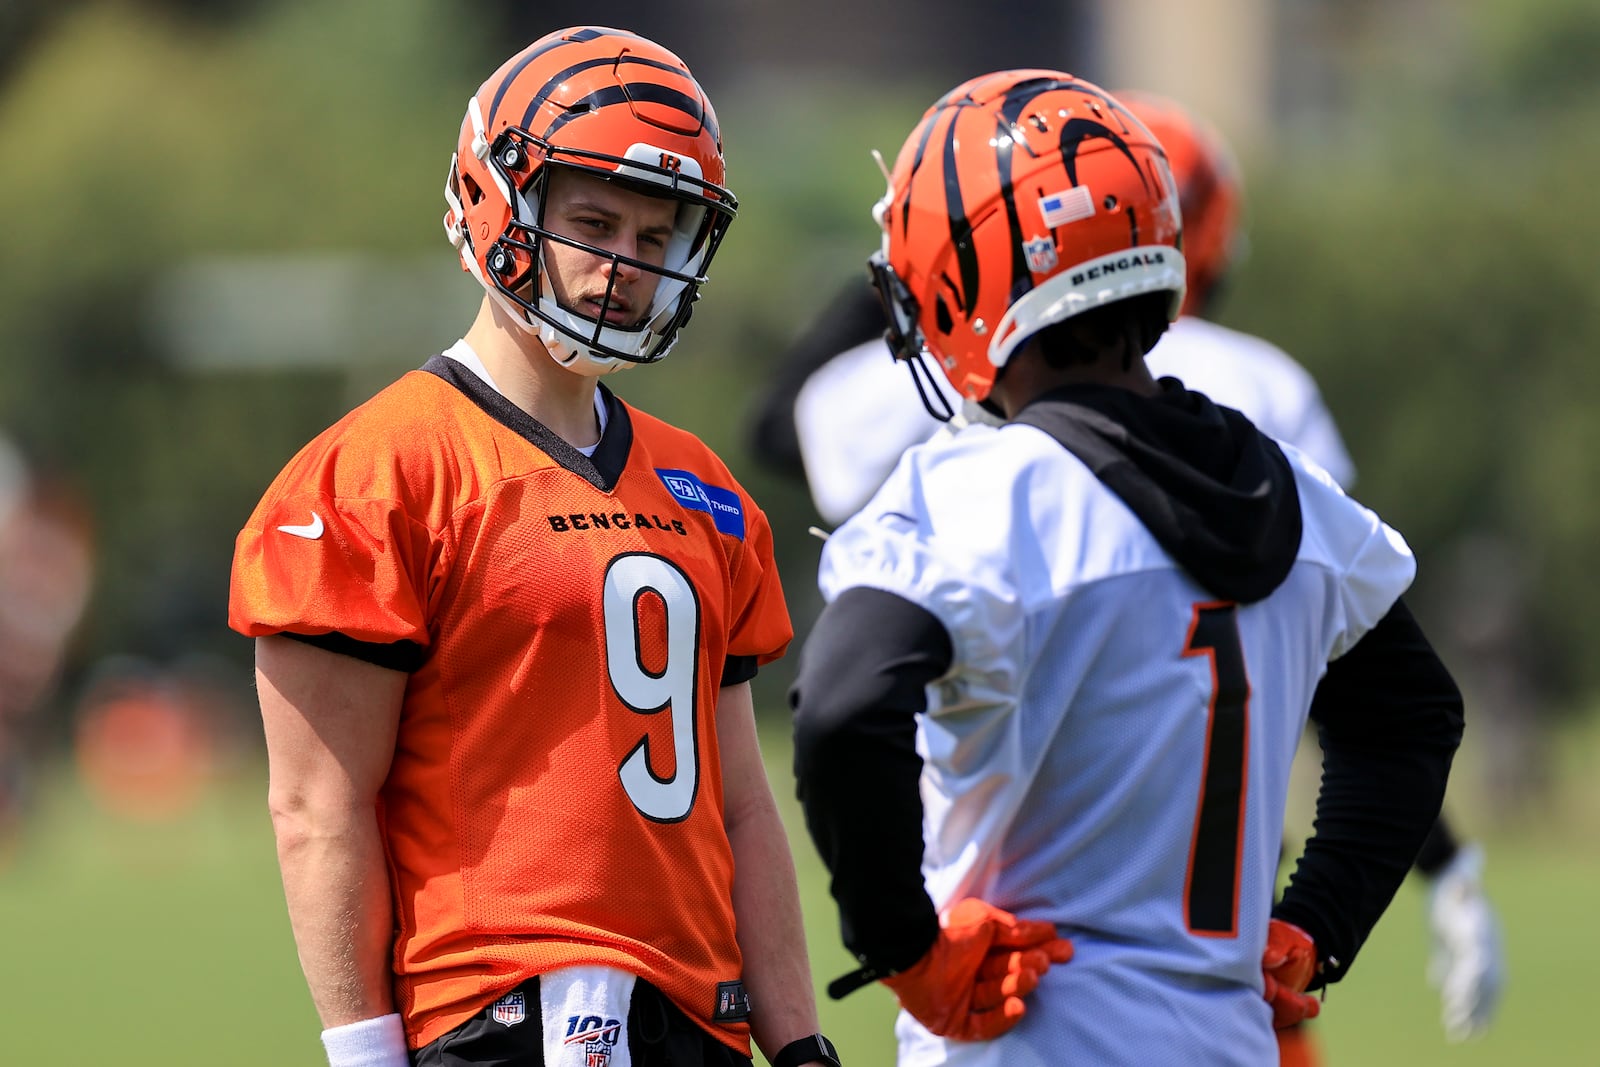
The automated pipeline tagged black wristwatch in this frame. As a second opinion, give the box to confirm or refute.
[772,1033,842,1067]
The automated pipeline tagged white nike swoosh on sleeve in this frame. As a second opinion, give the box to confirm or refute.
[275,512,325,539]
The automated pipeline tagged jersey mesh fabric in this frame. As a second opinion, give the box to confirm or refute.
[819,421,1412,1067]
[230,369,791,1052]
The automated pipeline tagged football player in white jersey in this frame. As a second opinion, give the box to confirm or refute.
[751,89,1503,1052]
[787,71,1465,1066]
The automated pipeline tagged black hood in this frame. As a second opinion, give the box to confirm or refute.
[1011,378,1302,603]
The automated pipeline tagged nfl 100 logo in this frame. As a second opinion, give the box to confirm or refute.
[490,990,526,1027]
[563,1014,621,1067]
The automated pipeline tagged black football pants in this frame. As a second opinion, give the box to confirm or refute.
[413,976,752,1067]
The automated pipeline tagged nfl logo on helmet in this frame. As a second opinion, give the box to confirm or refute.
[1023,236,1058,274]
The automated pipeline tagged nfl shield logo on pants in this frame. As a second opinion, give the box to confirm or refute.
[491,990,527,1027]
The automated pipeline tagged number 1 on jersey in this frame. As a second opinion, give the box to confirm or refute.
[603,553,701,823]
[1182,601,1250,936]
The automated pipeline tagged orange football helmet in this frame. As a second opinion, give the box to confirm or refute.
[1115,91,1243,317]
[443,27,736,374]
[870,70,1185,405]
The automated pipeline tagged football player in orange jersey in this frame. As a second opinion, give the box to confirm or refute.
[230,27,839,1067]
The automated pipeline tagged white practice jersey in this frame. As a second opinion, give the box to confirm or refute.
[817,423,1414,1067]
[793,339,957,525]
[793,316,1355,526]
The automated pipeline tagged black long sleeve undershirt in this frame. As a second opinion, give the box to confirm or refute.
[1274,597,1465,988]
[1412,809,1464,877]
[790,586,953,980]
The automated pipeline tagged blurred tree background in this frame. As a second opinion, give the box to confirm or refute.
[1,2,1598,1063]
[0,0,1596,821]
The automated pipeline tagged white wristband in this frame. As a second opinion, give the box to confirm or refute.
[320,1013,410,1067]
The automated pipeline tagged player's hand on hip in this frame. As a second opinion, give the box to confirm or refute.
[882,897,1073,1041]
[1426,842,1504,1041]
[1261,919,1321,1029]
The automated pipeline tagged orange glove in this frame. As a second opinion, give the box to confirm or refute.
[1262,919,1322,1029]
[882,898,1074,1041]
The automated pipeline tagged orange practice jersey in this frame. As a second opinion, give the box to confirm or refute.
[229,355,792,1051]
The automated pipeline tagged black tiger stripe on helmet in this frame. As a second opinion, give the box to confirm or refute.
[487,26,647,119]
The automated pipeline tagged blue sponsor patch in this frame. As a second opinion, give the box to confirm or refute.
[656,468,746,540]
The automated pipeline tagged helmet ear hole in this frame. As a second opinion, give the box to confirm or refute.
[935,295,954,335]
[460,173,484,207]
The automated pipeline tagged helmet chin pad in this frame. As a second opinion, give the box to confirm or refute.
[529,263,647,377]
[478,255,644,378]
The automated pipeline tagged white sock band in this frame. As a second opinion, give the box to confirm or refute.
[320,1013,409,1067]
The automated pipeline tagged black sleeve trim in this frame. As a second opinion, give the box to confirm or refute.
[790,586,954,980]
[721,654,758,688]
[1274,597,1464,987]
[282,630,425,673]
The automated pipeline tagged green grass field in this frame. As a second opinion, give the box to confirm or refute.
[1,719,1595,1066]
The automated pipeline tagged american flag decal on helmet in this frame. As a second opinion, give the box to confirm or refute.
[1041,186,1096,228]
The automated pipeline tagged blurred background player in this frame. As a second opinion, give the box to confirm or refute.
[789,68,1463,1066]
[230,26,838,1067]
[748,88,1503,1050]
[0,433,95,860]
[70,654,222,823]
